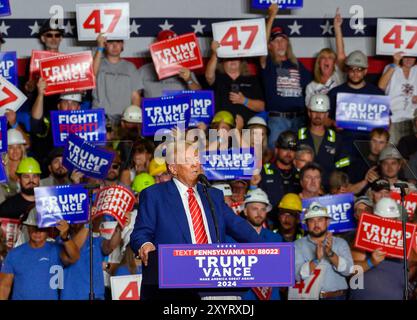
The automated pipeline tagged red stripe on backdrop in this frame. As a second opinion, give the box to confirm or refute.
[17,56,391,78]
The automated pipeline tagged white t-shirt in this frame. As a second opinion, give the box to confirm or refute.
[305,66,345,106]
[384,65,417,123]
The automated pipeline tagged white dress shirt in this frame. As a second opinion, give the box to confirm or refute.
[173,178,212,244]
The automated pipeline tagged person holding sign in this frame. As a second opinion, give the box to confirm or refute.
[205,40,265,124]
[130,141,260,300]
[298,94,350,189]
[30,78,83,172]
[0,208,80,300]
[378,52,417,145]
[260,4,312,149]
[350,198,410,300]
[92,34,141,126]
[295,202,353,300]
[137,30,201,100]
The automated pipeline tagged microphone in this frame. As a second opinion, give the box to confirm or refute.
[198,174,211,188]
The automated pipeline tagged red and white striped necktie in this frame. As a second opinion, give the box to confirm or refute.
[187,187,208,244]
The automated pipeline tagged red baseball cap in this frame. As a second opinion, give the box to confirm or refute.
[270,26,288,41]
[157,30,178,42]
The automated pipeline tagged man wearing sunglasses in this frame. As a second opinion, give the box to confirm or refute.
[39,20,64,53]
[328,50,385,155]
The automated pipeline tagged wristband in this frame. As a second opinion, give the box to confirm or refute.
[248,185,257,191]
[243,97,249,107]
[389,63,397,69]
[366,258,374,269]
[97,47,105,53]
[313,258,319,266]
[10,122,18,129]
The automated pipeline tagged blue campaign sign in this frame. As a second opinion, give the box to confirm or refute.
[0,0,10,16]
[251,0,303,10]
[63,134,115,180]
[34,185,89,228]
[0,116,7,153]
[301,193,356,233]
[163,90,215,127]
[159,243,295,289]
[336,93,390,132]
[0,158,7,183]
[0,52,17,86]
[51,109,107,147]
[201,148,256,180]
[141,94,192,136]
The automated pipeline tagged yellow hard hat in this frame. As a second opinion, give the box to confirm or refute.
[278,193,302,212]
[149,157,167,177]
[212,111,235,127]
[132,173,155,194]
[16,157,42,175]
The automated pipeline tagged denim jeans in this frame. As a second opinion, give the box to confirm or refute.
[267,115,306,149]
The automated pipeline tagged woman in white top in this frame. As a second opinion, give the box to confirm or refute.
[305,8,346,106]
[378,52,417,145]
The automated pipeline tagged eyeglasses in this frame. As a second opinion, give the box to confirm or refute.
[348,67,365,73]
[44,33,62,39]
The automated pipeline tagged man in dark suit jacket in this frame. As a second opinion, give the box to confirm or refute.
[130,142,260,299]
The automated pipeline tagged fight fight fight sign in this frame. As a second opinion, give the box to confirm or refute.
[0,115,7,153]
[29,50,63,80]
[301,193,356,234]
[0,76,27,116]
[377,19,417,57]
[150,33,203,79]
[0,52,17,86]
[163,90,215,126]
[51,109,107,147]
[76,2,130,41]
[201,148,257,181]
[34,185,89,228]
[39,51,96,96]
[63,134,115,180]
[212,19,267,58]
[336,93,390,131]
[158,243,295,289]
[93,185,135,228]
[251,0,303,10]
[354,212,417,259]
[141,94,192,136]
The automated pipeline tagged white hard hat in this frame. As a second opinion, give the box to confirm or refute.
[7,129,26,145]
[374,198,401,219]
[244,188,272,212]
[303,201,332,222]
[379,146,403,162]
[213,183,233,197]
[308,94,330,112]
[59,93,82,103]
[122,105,142,123]
[247,116,267,127]
[346,50,368,68]
[23,207,38,227]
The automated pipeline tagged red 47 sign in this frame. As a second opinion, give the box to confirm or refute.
[287,266,324,300]
[76,2,130,41]
[212,18,267,58]
[110,275,142,300]
[377,19,417,56]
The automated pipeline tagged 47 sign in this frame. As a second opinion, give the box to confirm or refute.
[377,19,417,56]
[287,267,324,300]
[76,2,130,41]
[110,275,142,300]
[212,19,267,58]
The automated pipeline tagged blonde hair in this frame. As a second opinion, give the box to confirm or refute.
[313,48,337,83]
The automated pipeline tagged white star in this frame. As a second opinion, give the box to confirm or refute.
[320,20,334,35]
[191,20,206,35]
[64,21,74,35]
[0,21,10,36]
[130,20,141,35]
[28,20,40,36]
[353,22,367,35]
[159,19,173,31]
[288,20,302,35]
